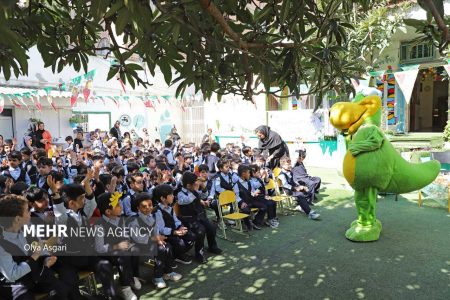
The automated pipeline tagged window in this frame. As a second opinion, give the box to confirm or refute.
[400,41,435,63]
[95,37,110,56]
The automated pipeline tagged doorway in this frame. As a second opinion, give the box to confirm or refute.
[409,66,449,132]
[0,109,14,139]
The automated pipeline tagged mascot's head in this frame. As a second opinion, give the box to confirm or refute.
[330,87,382,135]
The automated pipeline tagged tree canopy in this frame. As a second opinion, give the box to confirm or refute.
[0,0,448,103]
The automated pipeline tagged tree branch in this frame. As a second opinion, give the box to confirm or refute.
[421,0,450,53]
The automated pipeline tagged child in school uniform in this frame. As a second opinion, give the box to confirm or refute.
[0,194,70,300]
[94,192,140,300]
[122,173,145,216]
[293,149,322,197]
[24,187,54,228]
[279,157,320,220]
[127,192,182,289]
[20,148,38,185]
[154,184,195,265]
[51,171,120,299]
[178,172,222,264]
[234,165,268,230]
[249,165,279,228]
[241,146,254,165]
[208,159,235,220]
[1,151,31,186]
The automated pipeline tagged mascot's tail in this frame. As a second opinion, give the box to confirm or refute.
[386,159,440,194]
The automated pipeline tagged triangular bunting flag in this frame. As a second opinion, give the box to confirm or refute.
[0,95,4,113]
[394,69,419,104]
[443,65,450,77]
[70,86,79,107]
[83,80,92,103]
[117,77,126,93]
[161,95,170,103]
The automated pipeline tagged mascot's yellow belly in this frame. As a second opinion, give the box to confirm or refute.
[343,151,356,185]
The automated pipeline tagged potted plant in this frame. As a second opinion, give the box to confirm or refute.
[69,114,85,128]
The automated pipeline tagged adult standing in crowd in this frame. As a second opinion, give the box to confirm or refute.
[109,120,122,147]
[169,127,181,143]
[202,128,216,144]
[33,122,52,152]
[254,125,289,169]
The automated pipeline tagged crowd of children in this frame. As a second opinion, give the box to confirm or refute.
[0,128,321,300]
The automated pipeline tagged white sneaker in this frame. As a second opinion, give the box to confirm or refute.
[163,272,183,282]
[131,277,141,290]
[269,219,279,228]
[119,286,138,300]
[293,205,304,212]
[308,210,320,220]
[153,277,167,289]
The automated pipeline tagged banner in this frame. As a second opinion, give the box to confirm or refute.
[394,69,419,104]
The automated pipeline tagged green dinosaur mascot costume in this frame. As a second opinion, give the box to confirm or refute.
[329,89,440,242]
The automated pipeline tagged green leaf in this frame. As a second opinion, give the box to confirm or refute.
[280,0,290,23]
[172,24,180,44]
[115,9,130,35]
[403,19,427,28]
[105,0,124,19]
[107,67,119,80]
[126,72,136,89]
[254,5,272,22]
[126,63,144,71]
[159,58,172,85]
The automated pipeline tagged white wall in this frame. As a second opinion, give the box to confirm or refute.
[74,96,184,142]
[203,93,266,143]
[5,97,73,144]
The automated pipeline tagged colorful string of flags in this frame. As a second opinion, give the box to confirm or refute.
[0,69,194,113]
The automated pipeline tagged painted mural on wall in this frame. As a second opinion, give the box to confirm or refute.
[159,109,173,141]
[386,74,396,125]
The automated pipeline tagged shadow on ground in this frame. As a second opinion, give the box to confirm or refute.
[136,168,450,300]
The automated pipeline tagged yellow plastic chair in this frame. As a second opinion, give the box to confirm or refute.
[217,190,249,241]
[271,170,295,214]
[265,178,276,191]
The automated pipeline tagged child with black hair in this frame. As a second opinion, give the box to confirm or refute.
[154,184,195,265]
[1,151,31,186]
[24,187,54,228]
[293,149,322,197]
[128,191,183,289]
[73,131,84,152]
[36,157,53,191]
[230,157,241,183]
[279,157,320,220]
[144,155,157,174]
[122,173,145,216]
[20,147,38,185]
[112,165,128,195]
[9,182,29,196]
[241,146,254,165]
[94,192,140,300]
[178,172,222,264]
[203,142,220,178]
[208,159,236,221]
[234,165,268,230]
[0,194,70,300]
[126,161,140,175]
[51,171,116,299]
[249,165,279,228]
[64,136,73,151]
[163,139,176,169]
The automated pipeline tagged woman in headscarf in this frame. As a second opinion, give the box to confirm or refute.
[169,127,181,142]
[33,121,52,152]
[255,125,289,169]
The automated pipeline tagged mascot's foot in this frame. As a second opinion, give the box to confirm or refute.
[346,219,382,242]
